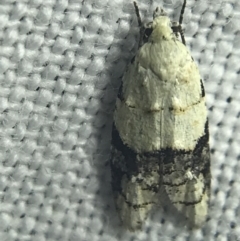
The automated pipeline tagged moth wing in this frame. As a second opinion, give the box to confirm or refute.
[162,125,211,227]
[111,126,160,230]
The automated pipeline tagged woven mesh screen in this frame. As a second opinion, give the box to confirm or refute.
[0,0,240,240]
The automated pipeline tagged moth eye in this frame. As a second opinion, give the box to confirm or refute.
[144,28,153,38]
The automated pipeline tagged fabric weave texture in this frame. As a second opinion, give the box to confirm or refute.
[0,0,240,240]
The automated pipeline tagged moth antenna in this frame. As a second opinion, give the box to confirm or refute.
[133,1,142,27]
[177,0,187,45]
[179,0,187,25]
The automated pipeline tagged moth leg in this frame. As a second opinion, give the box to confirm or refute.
[172,21,186,45]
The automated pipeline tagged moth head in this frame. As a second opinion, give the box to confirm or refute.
[149,7,173,42]
[133,1,186,46]
[139,6,173,44]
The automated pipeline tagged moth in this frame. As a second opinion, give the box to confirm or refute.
[110,0,210,230]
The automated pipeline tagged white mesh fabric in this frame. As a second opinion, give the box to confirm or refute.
[0,0,240,240]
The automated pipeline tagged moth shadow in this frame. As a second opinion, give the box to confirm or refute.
[93,14,140,234]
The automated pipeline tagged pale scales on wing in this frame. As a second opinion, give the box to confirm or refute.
[111,0,210,230]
